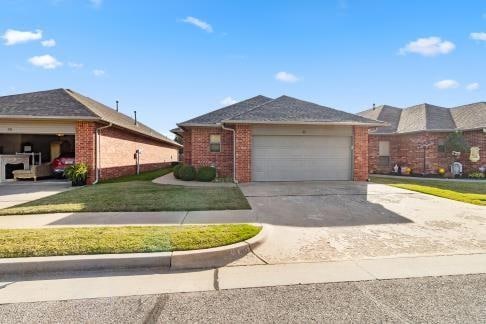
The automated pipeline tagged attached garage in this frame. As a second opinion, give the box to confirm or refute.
[251,125,353,181]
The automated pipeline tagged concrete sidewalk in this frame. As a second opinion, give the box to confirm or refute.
[1,253,485,304]
[0,210,256,228]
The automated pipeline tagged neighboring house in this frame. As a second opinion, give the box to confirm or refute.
[0,89,180,183]
[177,95,382,182]
[358,102,486,175]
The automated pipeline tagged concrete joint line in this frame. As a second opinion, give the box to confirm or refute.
[213,268,220,290]
[180,211,189,225]
[354,282,410,324]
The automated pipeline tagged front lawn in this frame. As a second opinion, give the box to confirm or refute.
[370,176,486,206]
[0,181,251,215]
[0,224,261,258]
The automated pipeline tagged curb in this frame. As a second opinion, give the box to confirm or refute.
[0,225,268,275]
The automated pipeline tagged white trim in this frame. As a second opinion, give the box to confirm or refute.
[222,120,384,127]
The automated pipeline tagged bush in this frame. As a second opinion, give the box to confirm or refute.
[64,163,88,186]
[173,164,182,179]
[196,166,217,182]
[179,165,196,181]
[468,171,485,179]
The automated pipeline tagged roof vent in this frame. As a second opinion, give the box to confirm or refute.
[116,100,119,111]
[134,110,137,125]
[372,103,376,111]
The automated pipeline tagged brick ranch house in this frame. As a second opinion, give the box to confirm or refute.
[176,95,382,183]
[358,102,486,175]
[0,89,180,183]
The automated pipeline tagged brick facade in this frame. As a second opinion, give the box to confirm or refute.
[368,129,486,175]
[353,126,369,181]
[183,126,234,178]
[234,124,252,183]
[75,121,179,184]
[75,121,97,183]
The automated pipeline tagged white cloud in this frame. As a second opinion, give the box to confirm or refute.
[41,39,56,47]
[275,71,299,83]
[470,32,486,41]
[182,16,213,32]
[93,69,106,77]
[89,0,102,8]
[466,82,480,91]
[399,37,455,57]
[220,96,237,106]
[434,79,459,90]
[28,54,62,69]
[2,29,42,46]
[68,62,83,68]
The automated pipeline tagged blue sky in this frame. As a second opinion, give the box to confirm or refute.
[1,0,485,137]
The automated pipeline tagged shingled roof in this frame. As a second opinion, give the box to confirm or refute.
[0,88,180,147]
[358,102,486,134]
[179,95,382,127]
[178,95,273,126]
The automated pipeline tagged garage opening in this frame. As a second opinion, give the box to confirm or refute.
[0,134,75,182]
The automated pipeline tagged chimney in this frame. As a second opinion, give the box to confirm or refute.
[134,110,137,125]
[372,103,376,111]
[116,100,119,111]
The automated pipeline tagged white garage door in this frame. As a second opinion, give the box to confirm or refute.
[252,135,352,181]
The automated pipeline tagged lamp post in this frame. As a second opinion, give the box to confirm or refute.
[417,141,434,175]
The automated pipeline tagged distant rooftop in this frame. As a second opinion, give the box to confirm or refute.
[358,102,486,134]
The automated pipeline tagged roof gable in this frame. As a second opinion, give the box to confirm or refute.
[179,95,273,125]
[226,95,381,125]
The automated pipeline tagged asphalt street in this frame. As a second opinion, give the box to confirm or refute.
[1,274,485,323]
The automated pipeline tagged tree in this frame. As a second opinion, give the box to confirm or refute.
[444,131,469,157]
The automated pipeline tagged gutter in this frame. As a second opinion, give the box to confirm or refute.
[93,123,113,184]
[220,124,237,183]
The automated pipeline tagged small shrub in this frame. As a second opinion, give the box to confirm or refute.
[64,163,88,186]
[179,165,196,181]
[468,171,485,179]
[196,166,217,182]
[173,164,182,179]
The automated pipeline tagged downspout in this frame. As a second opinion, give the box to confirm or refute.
[220,124,237,183]
[93,123,113,184]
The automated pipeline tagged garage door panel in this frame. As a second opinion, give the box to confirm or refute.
[252,135,352,181]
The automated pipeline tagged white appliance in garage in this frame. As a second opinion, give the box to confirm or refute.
[251,126,353,181]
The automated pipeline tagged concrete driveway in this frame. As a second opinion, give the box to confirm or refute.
[239,181,486,264]
[0,181,72,209]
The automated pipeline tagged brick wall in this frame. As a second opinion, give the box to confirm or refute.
[368,129,486,175]
[98,126,178,180]
[234,124,251,183]
[75,121,179,184]
[75,121,97,184]
[182,126,234,178]
[353,126,369,181]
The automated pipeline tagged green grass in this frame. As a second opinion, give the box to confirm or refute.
[370,176,486,206]
[0,224,261,258]
[100,166,174,183]
[0,181,251,215]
